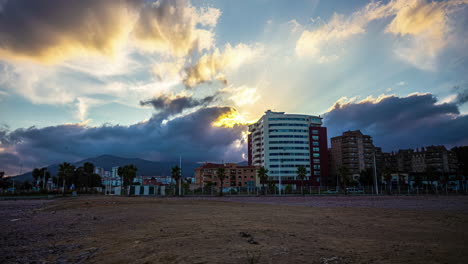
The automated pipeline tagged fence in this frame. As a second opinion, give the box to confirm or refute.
[161,183,468,196]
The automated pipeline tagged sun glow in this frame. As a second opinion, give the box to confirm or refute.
[212,109,251,128]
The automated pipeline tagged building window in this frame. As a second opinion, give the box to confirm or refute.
[312,136,319,140]
[312,141,319,146]
[269,123,309,127]
[269,129,308,133]
[313,147,320,152]
[268,118,306,121]
[314,171,321,175]
[312,130,318,134]
[313,153,320,157]
[314,165,320,169]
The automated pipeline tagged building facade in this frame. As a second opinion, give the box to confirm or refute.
[381,145,458,174]
[247,110,328,187]
[330,130,376,179]
[194,163,259,189]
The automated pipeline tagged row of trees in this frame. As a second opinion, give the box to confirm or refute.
[193,165,310,196]
[333,165,466,195]
[56,162,102,191]
[257,165,310,195]
[29,162,139,192]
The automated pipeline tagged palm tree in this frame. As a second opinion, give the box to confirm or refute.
[217,167,226,196]
[296,165,307,195]
[382,167,392,195]
[32,167,49,189]
[257,167,269,195]
[118,165,138,187]
[413,173,422,195]
[425,166,438,194]
[441,172,449,195]
[338,165,350,194]
[32,168,41,187]
[58,162,75,193]
[396,171,402,195]
[171,166,181,196]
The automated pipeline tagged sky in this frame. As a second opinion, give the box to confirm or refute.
[0,0,467,175]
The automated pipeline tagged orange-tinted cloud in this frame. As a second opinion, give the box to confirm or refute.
[0,0,140,64]
[0,0,221,63]
[132,0,220,57]
[296,0,468,69]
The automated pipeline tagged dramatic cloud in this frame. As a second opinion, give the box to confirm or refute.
[0,0,139,63]
[296,0,468,69]
[0,0,220,63]
[0,107,247,176]
[133,0,220,57]
[183,43,261,87]
[140,93,218,120]
[453,85,468,105]
[152,60,185,81]
[221,85,261,107]
[323,93,468,151]
[296,13,367,62]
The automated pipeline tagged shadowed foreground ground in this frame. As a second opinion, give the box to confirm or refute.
[1,196,467,264]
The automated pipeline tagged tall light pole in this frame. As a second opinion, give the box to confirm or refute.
[373,152,379,194]
[278,156,282,195]
[179,155,182,196]
[42,168,47,189]
[278,148,285,195]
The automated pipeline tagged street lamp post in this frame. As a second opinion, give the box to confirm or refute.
[373,152,379,195]
[278,158,282,195]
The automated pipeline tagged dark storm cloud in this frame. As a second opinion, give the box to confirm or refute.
[0,107,247,175]
[323,93,468,151]
[454,85,468,105]
[140,94,218,120]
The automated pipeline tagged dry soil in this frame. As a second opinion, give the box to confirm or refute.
[1,196,467,264]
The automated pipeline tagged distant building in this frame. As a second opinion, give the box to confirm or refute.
[101,176,122,187]
[194,163,259,189]
[247,110,328,188]
[111,167,119,178]
[94,167,104,176]
[138,176,172,185]
[330,130,376,180]
[382,145,458,174]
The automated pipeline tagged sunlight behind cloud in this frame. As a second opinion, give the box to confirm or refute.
[295,0,468,70]
[212,108,251,128]
[183,43,262,87]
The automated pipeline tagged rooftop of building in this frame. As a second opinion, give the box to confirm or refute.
[331,130,372,140]
[194,163,258,170]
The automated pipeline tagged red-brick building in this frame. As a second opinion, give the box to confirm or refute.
[194,163,259,188]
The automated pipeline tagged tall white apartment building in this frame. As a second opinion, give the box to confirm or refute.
[248,110,328,188]
[111,166,120,178]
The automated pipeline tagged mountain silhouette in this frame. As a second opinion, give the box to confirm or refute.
[13,155,204,182]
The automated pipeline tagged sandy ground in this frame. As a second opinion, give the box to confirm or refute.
[1,196,468,264]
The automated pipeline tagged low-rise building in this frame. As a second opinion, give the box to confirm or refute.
[194,163,259,189]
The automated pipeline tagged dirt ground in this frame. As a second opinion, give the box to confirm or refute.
[1,196,468,264]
